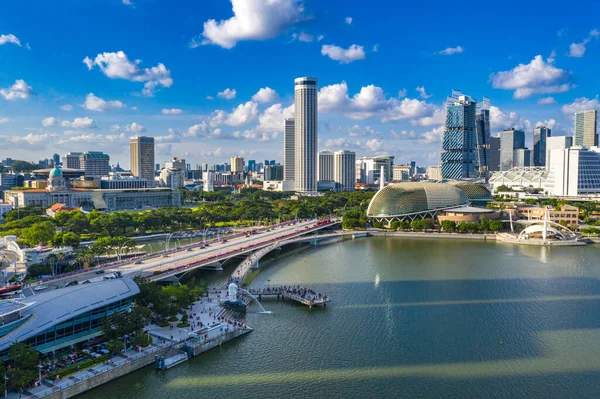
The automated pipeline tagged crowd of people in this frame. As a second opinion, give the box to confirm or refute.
[247,285,328,304]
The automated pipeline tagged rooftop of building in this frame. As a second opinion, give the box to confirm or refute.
[444,206,495,214]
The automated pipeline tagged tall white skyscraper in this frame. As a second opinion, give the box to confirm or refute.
[574,110,598,147]
[130,136,155,187]
[334,150,356,191]
[294,77,318,193]
[283,118,295,182]
[318,151,334,181]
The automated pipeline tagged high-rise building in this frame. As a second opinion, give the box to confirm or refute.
[130,136,155,187]
[574,110,598,147]
[499,128,526,171]
[393,165,412,181]
[545,136,573,168]
[546,146,600,196]
[231,156,244,173]
[164,157,186,173]
[533,126,551,166]
[440,90,478,179]
[334,150,356,191]
[247,160,256,173]
[264,165,284,181]
[513,148,531,167]
[355,156,395,184]
[284,118,295,182]
[294,77,318,193]
[489,136,501,171]
[80,151,110,178]
[318,151,334,181]
[52,153,61,166]
[475,100,491,177]
[62,152,83,169]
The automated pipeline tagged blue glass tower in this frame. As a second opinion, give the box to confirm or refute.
[440,90,478,179]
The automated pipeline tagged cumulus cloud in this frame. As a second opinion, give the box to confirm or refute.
[390,129,417,139]
[83,51,173,96]
[252,87,279,103]
[0,118,9,124]
[345,17,353,25]
[161,108,184,115]
[321,44,366,63]
[0,79,32,101]
[124,122,146,133]
[1,133,57,149]
[297,32,314,42]
[155,128,182,143]
[42,116,97,129]
[490,55,572,99]
[415,86,432,99]
[347,125,378,137]
[382,98,438,123]
[217,88,237,100]
[60,104,73,111]
[489,106,531,131]
[419,125,445,144]
[436,46,463,55]
[561,96,600,116]
[0,34,21,46]
[193,0,305,49]
[537,97,557,105]
[364,138,383,152]
[256,103,294,131]
[568,29,599,58]
[83,93,125,112]
[225,101,259,126]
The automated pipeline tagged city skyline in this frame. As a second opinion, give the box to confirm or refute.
[1,0,600,167]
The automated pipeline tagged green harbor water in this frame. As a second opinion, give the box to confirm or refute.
[81,237,600,398]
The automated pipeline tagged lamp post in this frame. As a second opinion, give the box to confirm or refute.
[5,375,8,398]
[38,361,43,384]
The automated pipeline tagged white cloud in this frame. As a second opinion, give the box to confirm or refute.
[225,101,259,126]
[42,116,96,129]
[537,97,557,105]
[382,98,437,123]
[0,79,32,101]
[256,103,294,131]
[125,122,146,133]
[345,17,353,25]
[0,34,21,46]
[122,0,132,5]
[2,133,57,149]
[252,87,279,103]
[416,86,432,99]
[0,117,10,124]
[217,88,237,100]
[298,32,314,42]
[561,96,600,116]
[535,119,557,130]
[83,93,125,112]
[490,55,572,99]
[489,106,531,131]
[364,138,383,152]
[372,44,379,52]
[110,124,121,132]
[398,89,407,98]
[155,128,181,143]
[419,125,445,144]
[321,44,366,63]
[317,35,324,41]
[206,96,215,100]
[390,129,417,139]
[83,51,173,96]
[347,125,377,137]
[568,30,599,58]
[436,46,463,55]
[232,129,279,142]
[411,106,445,126]
[60,104,73,111]
[161,108,184,115]
[194,0,305,49]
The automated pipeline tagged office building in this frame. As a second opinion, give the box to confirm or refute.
[231,156,244,173]
[333,150,355,191]
[52,153,60,166]
[160,167,185,189]
[393,165,411,181]
[475,100,491,176]
[294,77,318,193]
[284,118,295,182]
[264,165,284,181]
[247,160,256,173]
[440,90,478,179]
[545,136,573,168]
[130,136,155,187]
[426,166,442,181]
[533,126,551,166]
[489,136,501,171]
[546,146,600,196]
[61,152,83,169]
[513,148,531,167]
[80,151,110,178]
[164,157,186,174]
[355,156,395,184]
[100,174,149,189]
[499,128,526,171]
[574,110,598,147]
[318,151,335,182]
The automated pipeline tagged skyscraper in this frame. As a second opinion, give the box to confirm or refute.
[62,152,83,169]
[130,136,155,187]
[80,151,110,178]
[499,128,526,171]
[294,77,318,193]
[334,150,356,191]
[440,90,478,179]
[475,99,491,177]
[283,118,295,182]
[231,156,244,173]
[533,126,551,166]
[318,151,334,181]
[574,110,598,147]
[247,160,256,173]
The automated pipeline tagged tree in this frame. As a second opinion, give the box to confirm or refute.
[61,232,80,248]
[458,221,470,233]
[7,342,39,390]
[390,221,401,230]
[489,220,503,232]
[21,221,56,247]
[25,263,52,279]
[411,219,422,231]
[440,220,456,232]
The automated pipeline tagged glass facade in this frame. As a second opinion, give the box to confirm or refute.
[441,91,478,179]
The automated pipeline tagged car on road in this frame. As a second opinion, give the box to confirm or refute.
[34,284,48,292]
[161,254,169,258]
[95,270,105,274]
[66,281,79,287]
[186,248,193,251]
[134,260,143,264]
[221,239,228,243]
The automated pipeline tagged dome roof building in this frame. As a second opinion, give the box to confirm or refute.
[47,166,66,191]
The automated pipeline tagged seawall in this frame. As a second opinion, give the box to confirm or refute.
[366,230,498,241]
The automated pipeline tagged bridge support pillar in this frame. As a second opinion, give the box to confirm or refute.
[311,239,317,246]
[251,260,259,269]
[206,261,223,271]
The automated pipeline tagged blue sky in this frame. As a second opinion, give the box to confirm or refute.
[1,0,600,168]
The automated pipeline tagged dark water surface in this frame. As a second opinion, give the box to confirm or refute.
[81,237,600,398]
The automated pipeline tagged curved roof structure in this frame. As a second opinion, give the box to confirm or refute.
[367,182,469,217]
[445,181,493,202]
[518,224,565,240]
[0,278,139,352]
[49,166,63,177]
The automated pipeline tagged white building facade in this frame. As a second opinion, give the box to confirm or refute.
[546,146,600,196]
[294,77,318,193]
[318,151,334,182]
[334,150,356,191]
[283,118,295,182]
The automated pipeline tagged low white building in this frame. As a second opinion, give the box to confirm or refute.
[263,181,294,192]
[545,146,600,196]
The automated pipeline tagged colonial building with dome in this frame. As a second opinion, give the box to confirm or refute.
[3,166,180,211]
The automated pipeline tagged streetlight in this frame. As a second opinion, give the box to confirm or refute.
[38,361,43,384]
[5,375,8,398]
